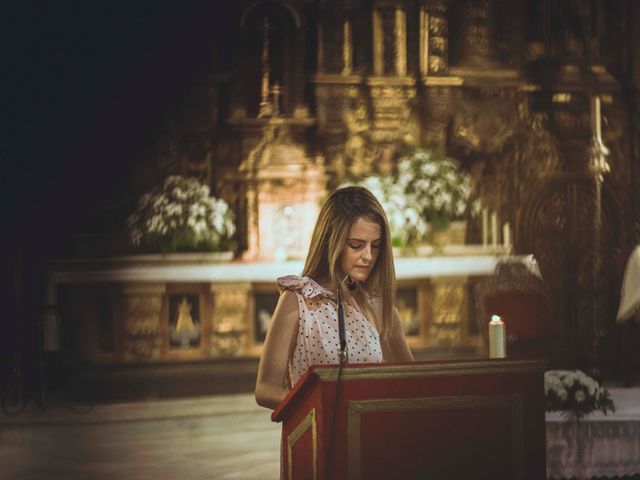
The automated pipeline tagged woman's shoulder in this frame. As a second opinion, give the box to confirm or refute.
[276,275,332,300]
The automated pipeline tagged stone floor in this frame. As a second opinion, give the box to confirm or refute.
[0,393,281,480]
[3,387,640,480]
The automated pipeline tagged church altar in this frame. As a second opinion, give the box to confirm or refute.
[45,250,536,366]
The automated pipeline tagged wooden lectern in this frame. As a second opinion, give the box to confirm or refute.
[272,359,546,480]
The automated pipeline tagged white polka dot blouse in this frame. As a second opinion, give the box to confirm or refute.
[277,275,383,387]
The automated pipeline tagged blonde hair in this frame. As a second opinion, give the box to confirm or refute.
[302,186,396,340]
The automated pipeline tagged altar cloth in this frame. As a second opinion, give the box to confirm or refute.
[546,388,640,479]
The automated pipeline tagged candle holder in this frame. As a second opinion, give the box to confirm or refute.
[587,95,610,377]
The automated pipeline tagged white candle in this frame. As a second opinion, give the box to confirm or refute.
[489,314,506,358]
[482,208,488,247]
[503,222,511,250]
[491,212,498,248]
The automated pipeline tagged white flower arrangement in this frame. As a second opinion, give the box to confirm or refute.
[345,148,475,247]
[544,370,615,420]
[127,175,236,253]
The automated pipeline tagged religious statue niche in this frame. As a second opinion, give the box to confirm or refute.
[253,291,279,343]
[240,3,297,117]
[397,287,420,336]
[240,123,326,261]
[168,294,201,349]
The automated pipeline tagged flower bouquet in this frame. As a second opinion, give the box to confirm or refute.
[345,148,475,248]
[127,175,236,253]
[544,370,615,421]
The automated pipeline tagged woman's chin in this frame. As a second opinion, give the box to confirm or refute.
[349,271,368,282]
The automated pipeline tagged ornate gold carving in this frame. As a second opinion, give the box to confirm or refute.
[287,408,317,480]
[430,278,467,345]
[210,283,251,356]
[347,394,524,480]
[367,79,417,144]
[552,93,573,103]
[344,93,371,177]
[459,0,497,66]
[123,284,164,359]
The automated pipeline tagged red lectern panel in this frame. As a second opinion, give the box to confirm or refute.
[272,359,545,480]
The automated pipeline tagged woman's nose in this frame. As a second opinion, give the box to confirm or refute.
[362,244,372,261]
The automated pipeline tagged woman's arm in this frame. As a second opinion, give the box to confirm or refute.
[255,289,300,410]
[382,307,415,362]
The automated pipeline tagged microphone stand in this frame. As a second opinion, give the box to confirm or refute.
[328,276,350,476]
[336,278,348,365]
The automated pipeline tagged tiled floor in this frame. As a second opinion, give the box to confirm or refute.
[0,393,281,480]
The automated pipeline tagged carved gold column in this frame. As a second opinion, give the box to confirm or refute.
[210,282,251,356]
[419,6,429,77]
[373,9,383,76]
[342,18,352,76]
[429,277,471,347]
[424,4,450,77]
[123,283,164,361]
[394,6,407,77]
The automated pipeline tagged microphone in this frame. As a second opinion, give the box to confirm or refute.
[346,275,357,291]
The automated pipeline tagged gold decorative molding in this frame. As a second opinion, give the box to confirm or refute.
[287,408,317,480]
[314,359,545,383]
[347,394,524,480]
[423,76,464,86]
[312,74,363,85]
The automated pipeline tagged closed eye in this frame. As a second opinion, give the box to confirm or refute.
[348,240,381,250]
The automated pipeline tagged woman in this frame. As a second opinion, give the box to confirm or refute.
[255,186,414,410]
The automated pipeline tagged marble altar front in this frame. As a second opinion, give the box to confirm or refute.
[46,250,536,365]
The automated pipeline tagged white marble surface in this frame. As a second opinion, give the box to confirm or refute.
[48,253,536,284]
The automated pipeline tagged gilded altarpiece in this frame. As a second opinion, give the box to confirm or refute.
[103,0,640,374]
[123,284,164,361]
[210,283,251,357]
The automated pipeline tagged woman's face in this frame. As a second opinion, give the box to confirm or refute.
[340,216,382,283]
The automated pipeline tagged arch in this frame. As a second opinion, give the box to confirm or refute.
[240,1,301,29]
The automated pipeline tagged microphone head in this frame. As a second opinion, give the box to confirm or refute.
[346,275,357,291]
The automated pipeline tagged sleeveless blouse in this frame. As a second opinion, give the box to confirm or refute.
[277,275,383,387]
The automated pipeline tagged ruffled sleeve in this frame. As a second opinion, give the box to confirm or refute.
[276,275,332,299]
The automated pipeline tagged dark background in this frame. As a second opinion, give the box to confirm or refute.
[2,1,228,393]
